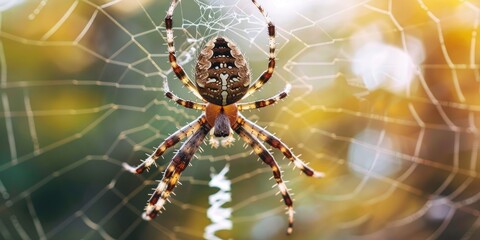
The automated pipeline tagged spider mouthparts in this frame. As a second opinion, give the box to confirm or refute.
[214,130,229,137]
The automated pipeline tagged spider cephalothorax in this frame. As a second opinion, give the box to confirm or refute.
[195,37,250,106]
[123,0,324,235]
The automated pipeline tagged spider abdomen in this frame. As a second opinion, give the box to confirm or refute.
[195,37,250,106]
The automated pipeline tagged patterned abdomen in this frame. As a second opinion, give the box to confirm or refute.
[195,37,250,106]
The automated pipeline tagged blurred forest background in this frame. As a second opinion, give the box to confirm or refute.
[1,0,480,239]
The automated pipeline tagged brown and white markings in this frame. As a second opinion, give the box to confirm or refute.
[123,0,324,235]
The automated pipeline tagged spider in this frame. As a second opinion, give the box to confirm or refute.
[123,0,324,235]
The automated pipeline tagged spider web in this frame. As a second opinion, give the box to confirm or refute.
[1,0,480,239]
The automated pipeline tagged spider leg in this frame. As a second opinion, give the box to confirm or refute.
[123,115,208,174]
[143,124,210,220]
[165,0,205,101]
[242,0,276,99]
[234,125,294,235]
[238,84,291,111]
[163,79,206,111]
[236,114,324,178]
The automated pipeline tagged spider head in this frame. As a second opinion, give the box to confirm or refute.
[195,37,251,106]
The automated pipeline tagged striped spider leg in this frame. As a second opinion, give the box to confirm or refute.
[235,113,325,178]
[122,115,208,174]
[143,123,211,219]
[230,87,324,235]
[242,0,277,99]
[163,79,206,111]
[233,124,295,234]
[237,83,291,111]
[165,0,205,101]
